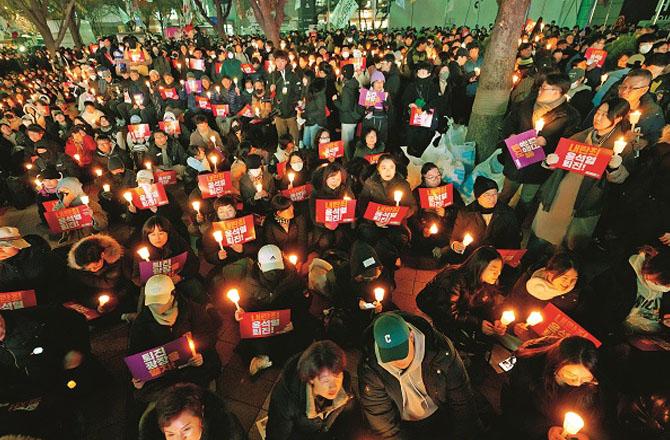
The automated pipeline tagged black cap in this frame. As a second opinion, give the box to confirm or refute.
[473,176,498,199]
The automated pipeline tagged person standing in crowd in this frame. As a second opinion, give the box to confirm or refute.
[269,50,301,144]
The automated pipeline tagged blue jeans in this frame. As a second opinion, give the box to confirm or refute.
[341,123,357,159]
[302,124,322,150]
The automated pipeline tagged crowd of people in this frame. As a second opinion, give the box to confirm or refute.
[0,17,669,440]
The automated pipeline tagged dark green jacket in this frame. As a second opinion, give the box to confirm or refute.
[333,78,362,124]
[269,69,302,118]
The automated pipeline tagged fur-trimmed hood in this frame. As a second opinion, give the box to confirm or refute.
[68,234,124,270]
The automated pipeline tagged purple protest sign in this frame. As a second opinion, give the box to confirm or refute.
[138,252,188,284]
[504,129,546,169]
[124,333,194,382]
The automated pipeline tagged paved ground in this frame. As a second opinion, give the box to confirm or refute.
[2,203,508,440]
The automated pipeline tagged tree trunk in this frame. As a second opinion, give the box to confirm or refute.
[69,16,83,48]
[248,0,286,46]
[466,0,532,163]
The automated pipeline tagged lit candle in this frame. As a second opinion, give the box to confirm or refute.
[34,178,42,189]
[613,137,626,155]
[187,335,197,357]
[98,294,110,308]
[227,288,241,310]
[512,73,520,85]
[215,85,221,93]
[233,77,238,86]
[145,80,150,88]
[255,183,263,193]
[393,190,403,206]
[374,287,385,302]
[144,161,152,170]
[103,184,111,193]
[526,311,543,326]
[123,191,133,205]
[343,194,352,201]
[67,380,77,389]
[474,67,480,76]
[534,118,545,133]
[176,62,182,70]
[210,154,218,173]
[500,310,516,326]
[562,412,585,437]
[137,246,151,262]
[73,154,81,163]
[192,200,201,214]
[462,233,474,248]
[213,230,224,250]
[287,171,295,188]
[600,73,608,85]
[629,110,641,131]
[288,254,298,265]
[210,135,216,146]
[95,168,103,177]
[80,195,89,205]
[427,223,439,235]
[25,163,33,170]
[546,43,552,50]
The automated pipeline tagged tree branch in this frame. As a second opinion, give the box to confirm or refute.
[191,0,216,26]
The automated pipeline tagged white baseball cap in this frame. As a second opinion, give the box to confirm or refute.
[0,227,31,249]
[144,274,175,305]
[257,245,284,272]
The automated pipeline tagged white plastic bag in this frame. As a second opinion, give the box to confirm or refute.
[459,148,506,204]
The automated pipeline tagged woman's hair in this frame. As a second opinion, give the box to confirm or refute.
[321,162,347,188]
[73,238,105,267]
[142,215,172,242]
[640,247,670,286]
[542,336,598,397]
[599,97,630,126]
[544,251,580,278]
[155,383,205,429]
[420,162,439,179]
[297,340,346,383]
[458,246,502,288]
[213,195,237,211]
[361,126,378,143]
[314,127,331,143]
[287,150,305,164]
[376,153,396,169]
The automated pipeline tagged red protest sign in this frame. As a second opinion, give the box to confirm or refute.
[276,161,287,179]
[585,48,607,68]
[364,153,383,164]
[211,104,229,118]
[42,200,58,212]
[339,57,366,71]
[239,309,292,339]
[237,104,254,118]
[131,184,169,209]
[63,301,101,321]
[315,199,357,227]
[189,58,206,71]
[628,335,670,352]
[241,63,256,74]
[363,202,409,226]
[128,124,151,141]
[318,141,344,160]
[198,171,234,198]
[418,184,453,209]
[280,184,313,202]
[554,138,613,179]
[159,87,178,100]
[158,120,181,135]
[124,332,194,381]
[154,170,177,186]
[0,289,37,310]
[44,205,93,234]
[213,215,256,246]
[531,303,601,348]
[497,249,527,268]
[195,95,210,110]
[409,108,435,128]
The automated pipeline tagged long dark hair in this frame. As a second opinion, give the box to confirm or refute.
[457,246,502,290]
[142,215,173,245]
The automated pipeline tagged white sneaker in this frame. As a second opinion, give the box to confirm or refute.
[249,355,272,376]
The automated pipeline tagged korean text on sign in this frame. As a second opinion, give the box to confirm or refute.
[363,202,409,226]
[555,138,612,179]
[418,184,453,209]
[239,309,292,339]
[504,129,546,169]
[214,215,256,246]
[315,199,357,224]
[197,171,233,198]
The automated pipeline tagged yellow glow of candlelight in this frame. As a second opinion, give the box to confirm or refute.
[429,223,438,235]
[374,287,385,302]
[462,233,474,247]
[98,294,110,307]
[563,412,585,436]
[500,310,516,326]
[526,311,543,326]
[288,254,298,265]
[137,247,150,262]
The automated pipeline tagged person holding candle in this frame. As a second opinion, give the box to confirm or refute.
[357,154,416,269]
[145,130,188,179]
[29,125,80,179]
[138,382,246,440]
[352,126,386,160]
[301,76,327,150]
[239,153,275,215]
[505,252,582,338]
[277,150,310,214]
[615,68,664,145]
[266,340,363,440]
[332,64,363,159]
[53,177,108,243]
[262,195,308,264]
[34,164,61,226]
[131,216,205,304]
[499,74,581,222]
[188,114,223,150]
[446,176,520,261]
[501,336,612,440]
[408,163,461,268]
[531,97,633,254]
[416,246,507,362]
[92,133,132,173]
[358,311,482,439]
[401,61,440,157]
[129,274,220,398]
[66,234,132,314]
[268,50,302,145]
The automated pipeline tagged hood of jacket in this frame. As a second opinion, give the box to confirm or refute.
[526,268,576,301]
[68,234,124,270]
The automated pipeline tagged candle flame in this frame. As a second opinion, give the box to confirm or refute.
[429,223,439,235]
[227,288,240,303]
[500,310,516,326]
[526,311,543,326]
[80,195,89,205]
[288,254,298,265]
[463,233,474,247]
[374,287,385,302]
[98,294,110,307]
[213,230,223,243]
[563,412,585,436]
[137,246,150,262]
[192,201,201,212]
[123,192,133,203]
[103,184,111,192]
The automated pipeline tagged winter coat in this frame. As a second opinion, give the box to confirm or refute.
[262,214,309,260]
[358,312,481,440]
[501,98,581,184]
[67,234,125,291]
[303,79,328,127]
[146,138,188,167]
[353,140,386,160]
[266,353,354,440]
[139,389,246,440]
[268,69,302,118]
[130,233,199,288]
[332,77,362,124]
[0,235,60,304]
[64,134,98,166]
[357,172,417,222]
[450,202,521,252]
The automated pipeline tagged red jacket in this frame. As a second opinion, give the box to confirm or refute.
[65,135,97,166]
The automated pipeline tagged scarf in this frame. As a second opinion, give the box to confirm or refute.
[532,95,566,125]
[474,201,495,215]
[149,299,179,326]
[526,268,575,300]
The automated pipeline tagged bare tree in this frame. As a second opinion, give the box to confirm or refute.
[191,0,233,38]
[248,0,287,46]
[467,0,532,162]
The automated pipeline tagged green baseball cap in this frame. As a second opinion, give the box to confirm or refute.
[373,313,410,363]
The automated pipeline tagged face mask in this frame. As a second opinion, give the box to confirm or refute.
[228,52,234,59]
[261,269,283,283]
[246,87,253,94]
[570,81,579,89]
[640,44,653,54]
[249,168,261,177]
[291,162,303,172]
